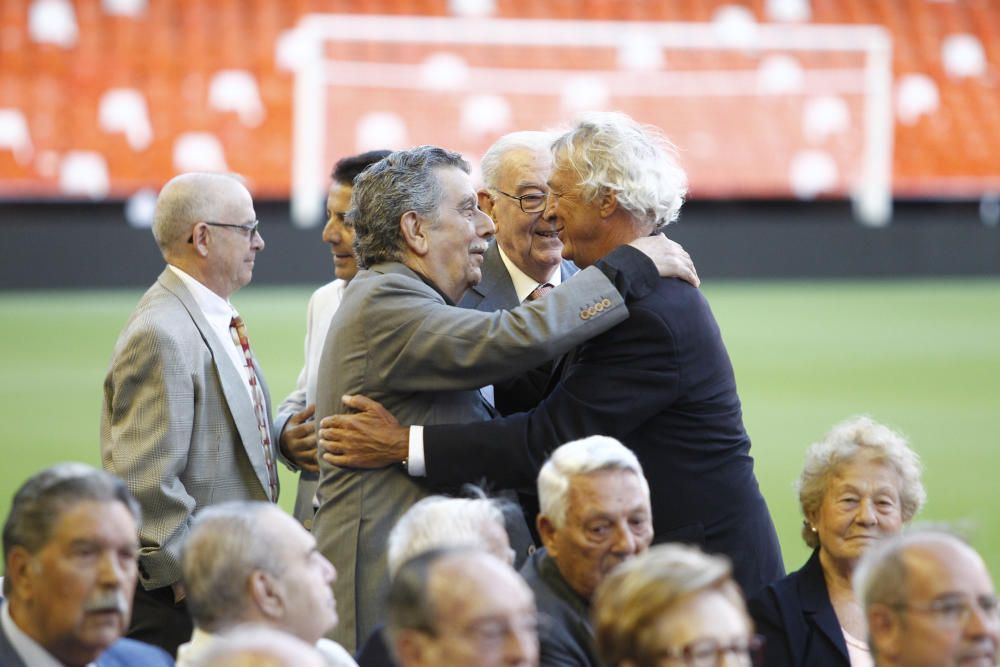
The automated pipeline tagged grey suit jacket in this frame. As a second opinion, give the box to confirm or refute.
[101,268,276,590]
[458,242,578,312]
[313,260,627,653]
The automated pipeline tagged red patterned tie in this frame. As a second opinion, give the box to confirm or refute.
[229,315,278,502]
[526,282,554,302]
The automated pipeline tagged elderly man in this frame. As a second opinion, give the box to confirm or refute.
[101,172,299,654]
[274,150,391,528]
[0,463,173,667]
[523,435,653,667]
[386,549,538,667]
[176,502,354,667]
[322,113,784,598]
[312,145,695,652]
[854,529,999,667]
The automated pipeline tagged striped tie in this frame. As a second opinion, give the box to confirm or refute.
[229,315,278,502]
[526,282,554,302]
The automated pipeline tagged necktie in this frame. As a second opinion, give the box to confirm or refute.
[229,315,278,502]
[526,282,554,302]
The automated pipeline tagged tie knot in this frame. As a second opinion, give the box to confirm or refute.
[527,283,554,302]
[230,314,245,331]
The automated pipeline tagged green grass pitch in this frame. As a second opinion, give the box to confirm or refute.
[1,279,998,578]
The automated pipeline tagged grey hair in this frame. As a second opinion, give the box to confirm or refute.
[479,130,557,190]
[151,172,248,255]
[348,145,469,268]
[797,416,926,548]
[538,435,649,529]
[593,544,742,667]
[187,624,325,667]
[552,111,687,232]
[181,501,283,632]
[387,494,510,578]
[3,463,140,569]
[385,547,465,653]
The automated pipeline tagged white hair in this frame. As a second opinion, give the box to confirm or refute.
[552,111,687,231]
[151,172,248,255]
[479,130,558,190]
[537,435,649,528]
[386,495,510,577]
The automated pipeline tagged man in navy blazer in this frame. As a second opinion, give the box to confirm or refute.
[1,464,173,667]
[321,112,782,598]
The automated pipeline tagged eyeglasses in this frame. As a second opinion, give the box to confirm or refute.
[895,594,1000,628]
[493,190,548,214]
[656,635,765,667]
[187,220,261,243]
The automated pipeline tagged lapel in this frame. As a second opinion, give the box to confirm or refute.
[797,549,850,663]
[460,242,519,311]
[0,622,28,667]
[157,269,275,499]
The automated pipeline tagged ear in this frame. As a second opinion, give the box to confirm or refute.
[394,629,432,667]
[537,515,558,555]
[248,570,284,620]
[598,188,619,219]
[6,547,35,601]
[867,604,900,659]
[190,223,211,257]
[400,211,431,257]
[477,190,496,218]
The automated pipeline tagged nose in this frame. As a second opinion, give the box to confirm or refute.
[611,521,638,555]
[477,208,496,239]
[964,599,1000,639]
[321,555,337,584]
[251,228,265,251]
[323,219,341,245]
[855,498,877,526]
[97,551,130,587]
[505,622,538,666]
[542,194,558,222]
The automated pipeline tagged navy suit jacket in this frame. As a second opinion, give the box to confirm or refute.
[0,621,174,667]
[748,549,851,667]
[424,247,785,597]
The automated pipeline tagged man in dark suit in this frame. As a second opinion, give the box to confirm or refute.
[321,112,783,598]
[523,435,653,667]
[1,464,173,667]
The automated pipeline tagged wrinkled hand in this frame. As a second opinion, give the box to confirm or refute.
[628,233,700,287]
[278,404,318,474]
[319,395,409,469]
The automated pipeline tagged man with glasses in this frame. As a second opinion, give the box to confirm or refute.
[855,529,999,667]
[101,172,300,656]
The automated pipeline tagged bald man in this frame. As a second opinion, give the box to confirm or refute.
[102,172,303,655]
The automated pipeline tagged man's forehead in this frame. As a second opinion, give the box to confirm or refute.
[48,500,137,544]
[566,470,648,510]
[903,541,993,595]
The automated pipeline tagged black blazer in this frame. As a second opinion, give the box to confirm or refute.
[748,549,851,667]
[423,246,785,597]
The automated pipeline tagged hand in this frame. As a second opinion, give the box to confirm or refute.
[319,395,409,469]
[628,233,700,287]
[278,404,318,474]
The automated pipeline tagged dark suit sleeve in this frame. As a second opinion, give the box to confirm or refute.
[424,301,680,489]
[748,587,797,667]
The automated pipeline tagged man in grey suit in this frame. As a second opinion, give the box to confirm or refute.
[313,146,689,652]
[101,172,307,656]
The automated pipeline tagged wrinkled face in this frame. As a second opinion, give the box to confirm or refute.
[419,557,539,667]
[490,148,562,283]
[422,167,496,303]
[812,451,904,569]
[11,500,138,667]
[542,469,653,601]
[268,510,338,644]
[323,181,358,282]
[541,158,605,269]
[648,588,755,667]
[874,541,999,667]
[204,183,264,297]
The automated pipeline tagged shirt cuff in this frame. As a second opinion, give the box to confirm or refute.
[408,425,426,477]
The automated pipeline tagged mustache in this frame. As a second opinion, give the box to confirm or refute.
[82,589,129,615]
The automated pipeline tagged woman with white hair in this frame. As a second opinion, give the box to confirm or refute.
[748,416,926,667]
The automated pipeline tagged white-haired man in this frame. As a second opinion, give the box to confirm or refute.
[524,435,653,667]
[176,502,354,667]
[1,464,173,667]
[321,112,784,598]
[855,529,999,667]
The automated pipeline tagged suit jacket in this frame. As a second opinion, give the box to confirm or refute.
[748,549,851,667]
[423,250,785,598]
[459,243,578,416]
[313,250,644,653]
[520,548,599,667]
[101,268,276,590]
[0,620,174,667]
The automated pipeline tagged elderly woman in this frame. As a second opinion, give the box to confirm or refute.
[593,543,761,667]
[748,416,926,667]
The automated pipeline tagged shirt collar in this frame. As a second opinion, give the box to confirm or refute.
[496,245,562,303]
[167,264,238,330]
[2,601,93,667]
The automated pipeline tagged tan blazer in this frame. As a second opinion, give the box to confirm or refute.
[101,268,276,590]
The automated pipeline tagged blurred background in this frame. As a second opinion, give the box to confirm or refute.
[1,0,998,574]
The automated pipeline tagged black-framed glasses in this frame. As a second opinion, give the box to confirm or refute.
[894,594,1000,628]
[494,189,547,214]
[187,220,261,243]
[655,634,765,667]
